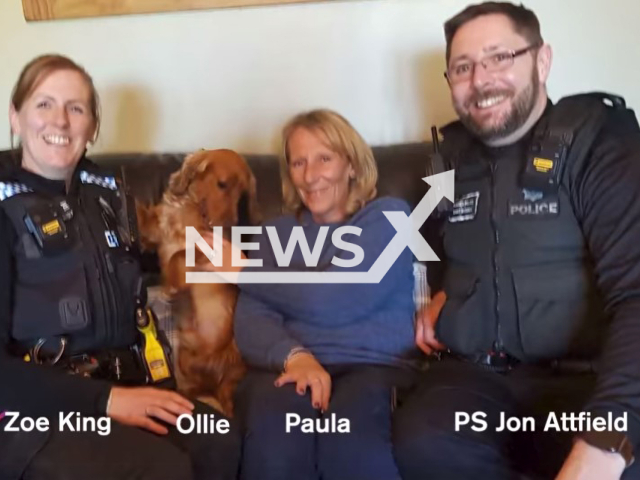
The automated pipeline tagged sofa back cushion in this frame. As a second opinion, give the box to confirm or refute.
[91,142,431,221]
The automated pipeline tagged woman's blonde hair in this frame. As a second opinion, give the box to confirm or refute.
[280,109,378,217]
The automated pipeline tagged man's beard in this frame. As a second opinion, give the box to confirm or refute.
[455,69,540,143]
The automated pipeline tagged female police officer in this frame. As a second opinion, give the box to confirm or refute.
[0,54,240,480]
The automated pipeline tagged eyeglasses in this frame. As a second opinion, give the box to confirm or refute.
[445,44,541,84]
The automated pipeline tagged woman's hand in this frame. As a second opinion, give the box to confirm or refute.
[275,352,332,412]
[106,386,195,435]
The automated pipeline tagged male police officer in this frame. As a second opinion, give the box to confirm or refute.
[393,2,640,480]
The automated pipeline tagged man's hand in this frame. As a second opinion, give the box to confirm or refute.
[415,291,447,354]
[275,351,332,412]
[555,439,626,480]
[107,386,195,435]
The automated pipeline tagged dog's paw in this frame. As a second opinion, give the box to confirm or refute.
[162,283,181,298]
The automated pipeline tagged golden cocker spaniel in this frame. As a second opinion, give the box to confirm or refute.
[137,149,260,416]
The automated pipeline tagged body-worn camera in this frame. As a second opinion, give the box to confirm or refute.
[23,200,74,255]
[522,131,572,193]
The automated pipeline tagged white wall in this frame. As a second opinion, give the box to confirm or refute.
[1,0,638,154]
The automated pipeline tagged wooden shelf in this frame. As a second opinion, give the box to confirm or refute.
[22,0,328,21]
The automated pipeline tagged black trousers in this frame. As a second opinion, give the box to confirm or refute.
[235,364,416,480]
[13,400,241,480]
[393,358,640,480]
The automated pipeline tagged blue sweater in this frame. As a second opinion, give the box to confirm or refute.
[233,197,418,371]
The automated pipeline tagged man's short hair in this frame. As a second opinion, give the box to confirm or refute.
[444,2,543,62]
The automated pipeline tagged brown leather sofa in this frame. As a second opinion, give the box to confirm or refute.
[94,142,432,219]
[93,142,433,274]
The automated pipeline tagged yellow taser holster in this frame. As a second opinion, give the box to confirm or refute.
[135,307,173,383]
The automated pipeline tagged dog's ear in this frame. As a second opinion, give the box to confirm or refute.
[167,151,209,197]
[238,172,261,227]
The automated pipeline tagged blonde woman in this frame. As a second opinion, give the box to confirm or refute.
[209,109,419,480]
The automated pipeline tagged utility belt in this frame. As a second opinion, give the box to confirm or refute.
[20,307,176,389]
[31,346,150,385]
[439,350,595,375]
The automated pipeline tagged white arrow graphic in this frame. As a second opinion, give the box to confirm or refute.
[186,170,454,284]
[383,169,455,262]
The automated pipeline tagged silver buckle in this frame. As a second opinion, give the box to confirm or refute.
[32,337,67,365]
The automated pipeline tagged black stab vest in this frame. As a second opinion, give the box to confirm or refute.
[434,93,636,361]
[0,162,140,355]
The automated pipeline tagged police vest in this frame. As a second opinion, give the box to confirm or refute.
[434,92,638,362]
[0,162,141,355]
